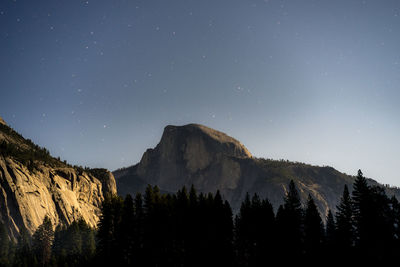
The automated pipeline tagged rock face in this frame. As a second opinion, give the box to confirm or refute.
[0,117,6,126]
[114,124,400,217]
[115,124,252,196]
[0,119,116,239]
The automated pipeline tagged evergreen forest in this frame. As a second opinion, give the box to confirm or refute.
[1,170,399,266]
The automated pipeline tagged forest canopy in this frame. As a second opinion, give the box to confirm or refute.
[1,170,399,266]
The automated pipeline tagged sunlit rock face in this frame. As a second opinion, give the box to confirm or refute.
[0,119,117,240]
[0,117,6,126]
[114,124,400,218]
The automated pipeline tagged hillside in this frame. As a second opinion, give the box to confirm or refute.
[114,124,400,216]
[0,117,117,239]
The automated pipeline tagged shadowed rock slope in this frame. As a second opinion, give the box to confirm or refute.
[0,118,117,239]
[114,124,400,216]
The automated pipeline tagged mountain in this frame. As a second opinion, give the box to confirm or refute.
[0,117,117,239]
[114,123,400,216]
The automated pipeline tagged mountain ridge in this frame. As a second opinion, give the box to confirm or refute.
[0,117,117,239]
[114,123,400,216]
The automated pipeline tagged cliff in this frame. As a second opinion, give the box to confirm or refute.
[0,119,116,239]
[114,124,400,216]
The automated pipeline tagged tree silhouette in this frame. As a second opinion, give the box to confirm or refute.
[325,210,336,248]
[120,194,135,265]
[234,193,275,267]
[3,178,400,266]
[276,180,304,263]
[352,169,371,249]
[304,194,324,262]
[96,194,123,265]
[335,185,353,261]
[133,193,145,266]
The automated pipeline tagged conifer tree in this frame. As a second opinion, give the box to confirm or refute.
[143,185,165,266]
[352,169,371,249]
[213,191,233,266]
[234,193,252,266]
[335,185,353,255]
[276,180,304,262]
[120,194,135,265]
[195,192,211,266]
[235,192,275,267]
[96,194,123,265]
[189,185,198,206]
[133,193,145,266]
[14,225,33,267]
[32,215,54,266]
[0,221,10,266]
[325,210,336,247]
[77,218,96,263]
[304,194,324,260]
[366,186,395,262]
[390,196,400,242]
[187,185,200,265]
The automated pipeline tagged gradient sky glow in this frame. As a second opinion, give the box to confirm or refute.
[1,0,399,185]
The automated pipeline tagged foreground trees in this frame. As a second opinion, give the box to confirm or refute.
[97,186,233,267]
[32,216,54,266]
[2,169,400,266]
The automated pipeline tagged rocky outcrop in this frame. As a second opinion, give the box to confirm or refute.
[114,124,400,217]
[0,119,117,240]
[115,124,252,196]
[0,117,6,126]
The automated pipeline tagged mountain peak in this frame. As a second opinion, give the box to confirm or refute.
[114,123,400,217]
[162,123,252,159]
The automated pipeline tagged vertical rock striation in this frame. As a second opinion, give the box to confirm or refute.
[0,118,116,239]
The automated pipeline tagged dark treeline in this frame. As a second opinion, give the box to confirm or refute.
[0,217,96,267]
[1,169,400,266]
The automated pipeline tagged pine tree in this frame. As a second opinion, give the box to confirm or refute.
[32,215,54,266]
[212,191,233,266]
[367,186,395,262]
[96,194,123,265]
[276,180,304,262]
[175,186,189,264]
[234,193,252,266]
[120,194,135,265]
[68,221,83,257]
[143,185,165,267]
[14,225,33,267]
[304,194,324,260]
[0,221,10,266]
[352,169,371,249]
[325,210,336,248]
[335,185,353,257]
[389,196,400,257]
[259,198,276,263]
[189,185,198,206]
[187,185,199,266]
[77,218,96,263]
[234,192,276,267]
[97,194,113,262]
[133,193,145,266]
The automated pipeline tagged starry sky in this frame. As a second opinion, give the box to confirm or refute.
[1,0,399,186]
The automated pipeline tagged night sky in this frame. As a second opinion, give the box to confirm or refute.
[1,0,399,185]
